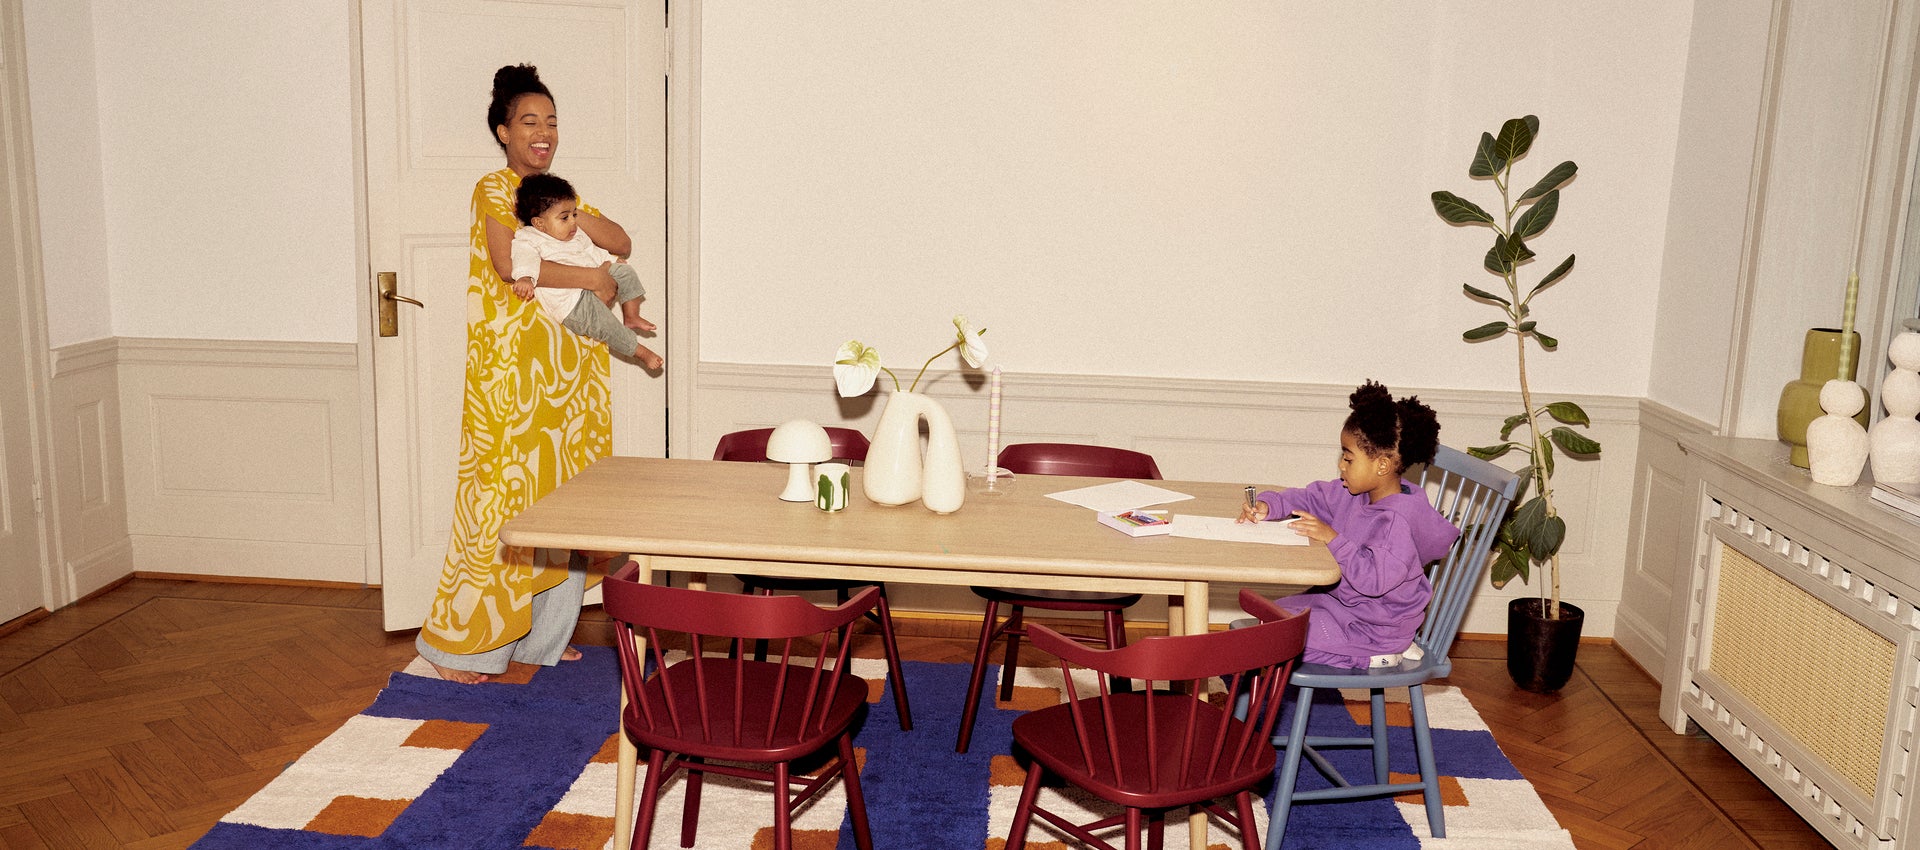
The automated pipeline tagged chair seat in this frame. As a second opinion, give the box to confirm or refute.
[1290,654,1451,688]
[1013,693,1275,810]
[969,586,1140,610]
[625,659,871,762]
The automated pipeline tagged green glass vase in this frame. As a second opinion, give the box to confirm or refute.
[1777,327,1865,468]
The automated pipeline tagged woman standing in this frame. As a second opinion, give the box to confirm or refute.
[416,64,632,683]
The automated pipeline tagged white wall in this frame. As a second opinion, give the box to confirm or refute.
[697,3,1693,398]
[28,0,361,346]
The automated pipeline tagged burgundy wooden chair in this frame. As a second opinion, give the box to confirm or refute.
[955,442,1164,752]
[1004,589,1309,850]
[603,563,876,850]
[713,427,912,731]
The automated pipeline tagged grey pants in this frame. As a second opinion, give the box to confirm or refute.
[413,566,584,675]
[561,262,647,355]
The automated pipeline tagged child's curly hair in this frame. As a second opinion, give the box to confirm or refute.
[1343,380,1441,474]
[515,172,576,227]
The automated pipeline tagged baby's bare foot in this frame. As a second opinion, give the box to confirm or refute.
[426,659,490,685]
[562,645,582,662]
[632,343,664,371]
[623,315,657,333]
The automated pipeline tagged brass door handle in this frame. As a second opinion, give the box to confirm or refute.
[376,272,422,337]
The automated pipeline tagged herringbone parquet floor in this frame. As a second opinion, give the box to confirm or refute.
[0,577,1832,849]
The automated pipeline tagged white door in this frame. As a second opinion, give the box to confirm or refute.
[362,0,668,630]
[0,0,47,623]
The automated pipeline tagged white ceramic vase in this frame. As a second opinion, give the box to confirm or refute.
[863,391,966,513]
[1808,379,1870,486]
[1871,331,1920,484]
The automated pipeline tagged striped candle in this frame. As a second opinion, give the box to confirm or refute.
[1840,271,1858,380]
[986,366,1002,484]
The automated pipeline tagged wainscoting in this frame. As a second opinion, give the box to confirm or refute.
[52,342,1643,638]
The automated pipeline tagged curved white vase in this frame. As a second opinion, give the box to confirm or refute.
[863,391,966,513]
[1870,331,1920,484]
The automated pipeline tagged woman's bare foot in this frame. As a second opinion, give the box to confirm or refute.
[632,342,664,371]
[426,658,490,684]
[561,645,582,662]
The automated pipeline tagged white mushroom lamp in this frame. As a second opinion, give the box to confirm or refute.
[766,419,833,501]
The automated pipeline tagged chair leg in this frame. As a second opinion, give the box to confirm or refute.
[634,749,669,850]
[997,605,1027,701]
[1369,689,1390,784]
[1006,761,1045,850]
[1126,807,1145,850]
[680,757,703,848]
[772,761,793,850]
[957,600,1002,753]
[1265,685,1316,850]
[1235,790,1260,850]
[1408,684,1445,838]
[872,586,913,731]
[838,732,874,850]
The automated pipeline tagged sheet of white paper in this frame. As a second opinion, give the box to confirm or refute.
[1166,514,1308,546]
[1043,480,1195,513]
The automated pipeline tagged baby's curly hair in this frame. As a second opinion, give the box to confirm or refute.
[515,173,576,227]
[1342,380,1441,474]
[487,64,553,149]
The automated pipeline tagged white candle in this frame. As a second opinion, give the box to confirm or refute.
[1840,271,1858,380]
[986,366,1002,483]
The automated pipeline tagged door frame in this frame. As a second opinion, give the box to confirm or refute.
[0,0,63,617]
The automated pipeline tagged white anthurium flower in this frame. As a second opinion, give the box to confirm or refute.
[834,340,882,397]
[952,315,989,368]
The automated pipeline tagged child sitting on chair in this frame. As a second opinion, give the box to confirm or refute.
[509,172,664,370]
[1237,381,1461,668]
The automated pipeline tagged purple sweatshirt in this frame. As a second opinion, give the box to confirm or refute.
[1255,479,1461,668]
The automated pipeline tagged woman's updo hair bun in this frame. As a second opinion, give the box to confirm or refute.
[1342,379,1442,474]
[487,64,553,147]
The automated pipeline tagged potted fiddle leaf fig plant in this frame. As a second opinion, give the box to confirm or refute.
[1430,115,1601,693]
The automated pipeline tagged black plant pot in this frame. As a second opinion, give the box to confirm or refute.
[1506,598,1585,693]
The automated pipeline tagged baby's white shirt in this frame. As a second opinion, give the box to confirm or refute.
[508,226,620,322]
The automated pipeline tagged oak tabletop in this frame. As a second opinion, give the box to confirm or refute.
[499,456,1340,589]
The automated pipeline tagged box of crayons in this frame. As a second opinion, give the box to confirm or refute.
[1096,510,1174,537]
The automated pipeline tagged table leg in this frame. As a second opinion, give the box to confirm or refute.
[1183,580,1210,849]
[613,553,650,850]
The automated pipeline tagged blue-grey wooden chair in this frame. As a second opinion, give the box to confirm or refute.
[1261,445,1520,848]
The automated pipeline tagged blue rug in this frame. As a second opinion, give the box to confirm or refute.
[191,646,1570,849]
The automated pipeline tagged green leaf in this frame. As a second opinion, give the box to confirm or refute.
[1511,495,1548,542]
[1469,132,1499,178]
[1518,160,1578,202]
[1549,426,1603,456]
[1494,116,1539,168]
[1499,233,1536,266]
[1469,442,1517,460]
[1490,539,1529,588]
[1531,514,1567,560]
[1499,413,1529,440]
[1463,321,1509,341]
[1513,189,1559,240]
[1432,191,1496,225]
[1543,401,1592,426]
[1484,243,1511,276]
[1538,435,1556,477]
[1535,331,1559,349]
[1463,283,1510,305]
[1533,255,1576,294]
[1516,320,1537,333]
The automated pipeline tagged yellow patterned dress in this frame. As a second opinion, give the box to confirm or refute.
[417,167,611,659]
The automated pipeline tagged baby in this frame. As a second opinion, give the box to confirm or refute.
[509,172,663,369]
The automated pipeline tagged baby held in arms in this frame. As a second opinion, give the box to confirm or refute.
[1237,381,1460,669]
[509,172,663,370]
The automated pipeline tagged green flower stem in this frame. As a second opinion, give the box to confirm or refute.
[881,367,901,393]
[908,342,960,393]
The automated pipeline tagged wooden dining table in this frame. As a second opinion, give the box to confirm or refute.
[499,455,1340,848]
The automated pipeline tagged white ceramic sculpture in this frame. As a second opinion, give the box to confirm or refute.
[1870,331,1920,484]
[1808,378,1870,486]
